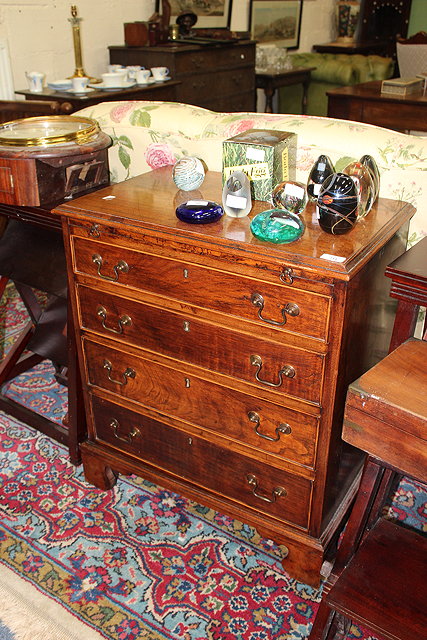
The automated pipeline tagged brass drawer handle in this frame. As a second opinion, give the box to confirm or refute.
[280,267,294,284]
[250,354,296,388]
[97,306,132,334]
[103,359,136,386]
[251,293,300,326]
[247,411,292,441]
[110,418,140,443]
[92,254,129,282]
[246,473,286,503]
[89,223,101,237]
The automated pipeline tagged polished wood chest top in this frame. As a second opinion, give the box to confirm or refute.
[57,168,413,279]
[56,168,414,586]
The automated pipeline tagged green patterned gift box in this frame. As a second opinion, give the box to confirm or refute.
[222,129,297,203]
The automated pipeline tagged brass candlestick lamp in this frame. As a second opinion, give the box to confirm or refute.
[68,5,100,82]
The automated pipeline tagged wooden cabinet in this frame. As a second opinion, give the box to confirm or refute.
[109,41,256,111]
[56,168,413,586]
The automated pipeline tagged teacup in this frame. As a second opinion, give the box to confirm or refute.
[114,68,129,83]
[101,72,124,88]
[26,71,45,93]
[136,69,151,84]
[72,76,89,92]
[108,64,125,73]
[126,65,142,80]
[151,66,169,81]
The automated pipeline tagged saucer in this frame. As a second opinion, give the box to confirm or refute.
[48,79,72,90]
[90,81,136,91]
[66,87,95,95]
[153,76,171,83]
[136,78,156,86]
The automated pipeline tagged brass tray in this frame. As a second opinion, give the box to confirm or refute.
[0,115,100,147]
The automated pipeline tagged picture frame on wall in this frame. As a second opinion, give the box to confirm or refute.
[169,0,232,30]
[250,0,303,48]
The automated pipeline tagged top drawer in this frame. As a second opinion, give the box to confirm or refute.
[173,44,255,75]
[71,236,331,342]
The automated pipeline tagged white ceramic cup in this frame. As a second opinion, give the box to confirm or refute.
[151,66,169,81]
[26,71,44,93]
[72,76,89,92]
[126,65,141,80]
[108,64,125,73]
[136,69,151,84]
[114,68,129,82]
[101,72,124,88]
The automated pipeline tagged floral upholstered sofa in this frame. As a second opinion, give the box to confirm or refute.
[76,101,427,246]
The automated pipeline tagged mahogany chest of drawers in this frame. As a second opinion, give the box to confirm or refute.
[56,169,413,586]
[108,41,256,112]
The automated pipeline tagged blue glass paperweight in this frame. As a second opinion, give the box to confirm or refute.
[250,209,305,244]
[175,200,224,224]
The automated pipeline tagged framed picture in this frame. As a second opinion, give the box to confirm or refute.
[250,0,303,48]
[169,0,232,30]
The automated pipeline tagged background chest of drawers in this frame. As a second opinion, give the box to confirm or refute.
[57,169,413,586]
[108,41,256,112]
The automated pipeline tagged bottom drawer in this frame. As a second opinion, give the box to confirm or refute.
[91,394,312,529]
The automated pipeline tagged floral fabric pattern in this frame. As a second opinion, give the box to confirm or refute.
[76,101,427,245]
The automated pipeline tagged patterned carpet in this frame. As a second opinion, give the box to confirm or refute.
[0,282,426,640]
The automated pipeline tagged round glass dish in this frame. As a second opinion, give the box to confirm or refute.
[176,200,224,224]
[250,208,305,244]
[0,115,101,147]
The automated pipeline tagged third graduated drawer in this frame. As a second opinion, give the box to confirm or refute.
[71,235,331,342]
[83,337,319,469]
[77,285,325,404]
[90,393,312,530]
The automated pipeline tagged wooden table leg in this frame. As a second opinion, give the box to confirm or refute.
[302,77,310,114]
[263,87,274,113]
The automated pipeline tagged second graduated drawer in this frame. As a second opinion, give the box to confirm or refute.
[83,337,319,468]
[77,285,325,404]
[91,394,312,529]
[71,235,331,341]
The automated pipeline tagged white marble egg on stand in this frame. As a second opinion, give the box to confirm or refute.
[172,156,205,191]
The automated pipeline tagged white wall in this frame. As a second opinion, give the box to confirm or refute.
[0,0,335,94]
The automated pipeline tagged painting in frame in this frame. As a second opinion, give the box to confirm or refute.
[250,0,303,48]
[169,0,232,29]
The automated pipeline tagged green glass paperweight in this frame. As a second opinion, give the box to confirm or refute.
[250,209,305,244]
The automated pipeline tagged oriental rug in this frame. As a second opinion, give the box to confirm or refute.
[0,283,426,640]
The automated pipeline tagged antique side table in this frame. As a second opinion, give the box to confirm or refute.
[55,168,414,586]
[256,67,315,113]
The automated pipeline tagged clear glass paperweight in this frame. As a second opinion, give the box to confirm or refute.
[272,180,307,215]
[222,170,252,218]
[250,209,305,244]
